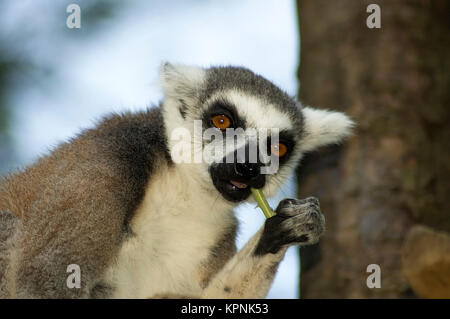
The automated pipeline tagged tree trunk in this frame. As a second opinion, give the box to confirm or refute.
[296,0,450,298]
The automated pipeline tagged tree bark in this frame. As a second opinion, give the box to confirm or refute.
[296,0,450,298]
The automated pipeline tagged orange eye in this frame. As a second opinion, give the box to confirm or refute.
[271,143,288,157]
[211,114,231,130]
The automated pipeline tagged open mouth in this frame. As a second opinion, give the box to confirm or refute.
[214,178,252,202]
[229,180,248,189]
[209,164,265,203]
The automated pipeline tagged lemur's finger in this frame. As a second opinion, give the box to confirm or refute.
[276,197,320,217]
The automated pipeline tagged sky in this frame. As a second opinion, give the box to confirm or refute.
[2,0,300,298]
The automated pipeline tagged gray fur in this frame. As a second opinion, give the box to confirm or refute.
[0,211,21,298]
[199,223,238,289]
[1,108,171,298]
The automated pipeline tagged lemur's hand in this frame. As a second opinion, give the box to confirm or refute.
[254,197,325,256]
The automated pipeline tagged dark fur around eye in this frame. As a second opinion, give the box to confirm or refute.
[202,100,245,130]
[266,131,296,163]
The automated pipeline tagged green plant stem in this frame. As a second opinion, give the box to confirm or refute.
[251,188,275,218]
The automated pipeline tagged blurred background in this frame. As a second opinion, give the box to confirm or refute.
[0,0,449,298]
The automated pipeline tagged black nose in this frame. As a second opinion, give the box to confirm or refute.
[234,162,260,179]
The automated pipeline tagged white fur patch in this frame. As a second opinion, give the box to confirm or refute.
[214,90,293,131]
[159,62,206,102]
[300,106,354,152]
[103,164,236,298]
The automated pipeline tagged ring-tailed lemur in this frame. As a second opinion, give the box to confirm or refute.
[0,63,353,298]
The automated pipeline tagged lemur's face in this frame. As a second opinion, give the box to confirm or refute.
[161,63,353,204]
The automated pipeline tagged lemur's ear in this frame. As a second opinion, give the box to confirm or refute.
[300,106,355,152]
[159,62,206,102]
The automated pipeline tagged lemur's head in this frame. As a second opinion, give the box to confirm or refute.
[160,63,354,204]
